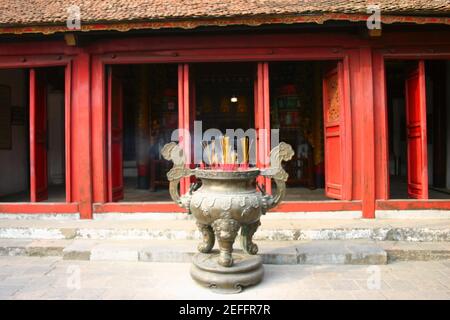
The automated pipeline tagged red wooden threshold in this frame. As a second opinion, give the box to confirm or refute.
[0,203,79,213]
[93,201,362,213]
[94,202,186,213]
[376,200,450,210]
[275,201,361,212]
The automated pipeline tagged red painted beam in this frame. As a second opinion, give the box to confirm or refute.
[93,202,185,213]
[0,56,72,69]
[0,203,79,213]
[92,201,362,213]
[376,200,450,210]
[275,201,362,212]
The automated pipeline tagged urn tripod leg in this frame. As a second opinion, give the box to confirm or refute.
[196,223,215,253]
[212,218,240,267]
[240,220,261,255]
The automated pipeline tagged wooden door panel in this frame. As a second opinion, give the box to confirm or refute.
[107,67,124,202]
[405,61,428,199]
[322,63,348,200]
[30,69,48,202]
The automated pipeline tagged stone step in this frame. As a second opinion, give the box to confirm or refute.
[0,216,450,242]
[1,239,449,265]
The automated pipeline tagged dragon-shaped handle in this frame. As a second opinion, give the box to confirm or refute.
[260,142,295,211]
[161,142,194,209]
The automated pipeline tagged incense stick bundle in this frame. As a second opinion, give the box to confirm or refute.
[202,141,212,166]
[224,136,230,164]
[241,137,249,165]
[211,140,216,166]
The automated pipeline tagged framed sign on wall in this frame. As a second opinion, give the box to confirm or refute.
[0,85,12,150]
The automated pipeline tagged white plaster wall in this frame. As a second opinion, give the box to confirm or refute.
[0,70,28,196]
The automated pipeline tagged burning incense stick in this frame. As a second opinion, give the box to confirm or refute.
[202,141,212,166]
[211,139,216,166]
[223,136,230,164]
[241,137,249,165]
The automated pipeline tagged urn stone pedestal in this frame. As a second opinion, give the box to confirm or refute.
[162,142,293,293]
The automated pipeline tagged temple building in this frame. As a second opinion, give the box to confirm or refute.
[0,0,449,219]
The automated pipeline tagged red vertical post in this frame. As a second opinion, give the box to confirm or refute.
[178,64,190,195]
[255,63,265,187]
[91,56,107,203]
[71,51,93,219]
[262,62,272,193]
[360,48,376,218]
[255,62,271,192]
[373,52,389,200]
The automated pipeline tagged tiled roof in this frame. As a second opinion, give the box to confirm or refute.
[0,0,449,27]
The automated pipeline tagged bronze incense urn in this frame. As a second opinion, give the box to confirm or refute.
[162,141,293,293]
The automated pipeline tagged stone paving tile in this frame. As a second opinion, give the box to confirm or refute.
[415,291,450,300]
[328,279,360,291]
[356,279,395,291]
[101,288,138,300]
[0,256,449,299]
[380,290,424,300]
[350,290,387,300]
[67,288,107,300]
[13,285,54,300]
[410,279,448,291]
[383,279,418,291]
[0,285,24,299]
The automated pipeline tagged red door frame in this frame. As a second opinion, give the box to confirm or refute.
[92,46,357,214]
[374,50,450,213]
[0,54,77,214]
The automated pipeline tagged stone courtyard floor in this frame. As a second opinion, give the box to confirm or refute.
[0,256,449,300]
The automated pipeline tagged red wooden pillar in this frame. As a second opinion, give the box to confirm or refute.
[373,51,389,200]
[255,62,271,192]
[360,48,376,218]
[71,51,93,219]
[178,64,190,195]
[91,56,107,203]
